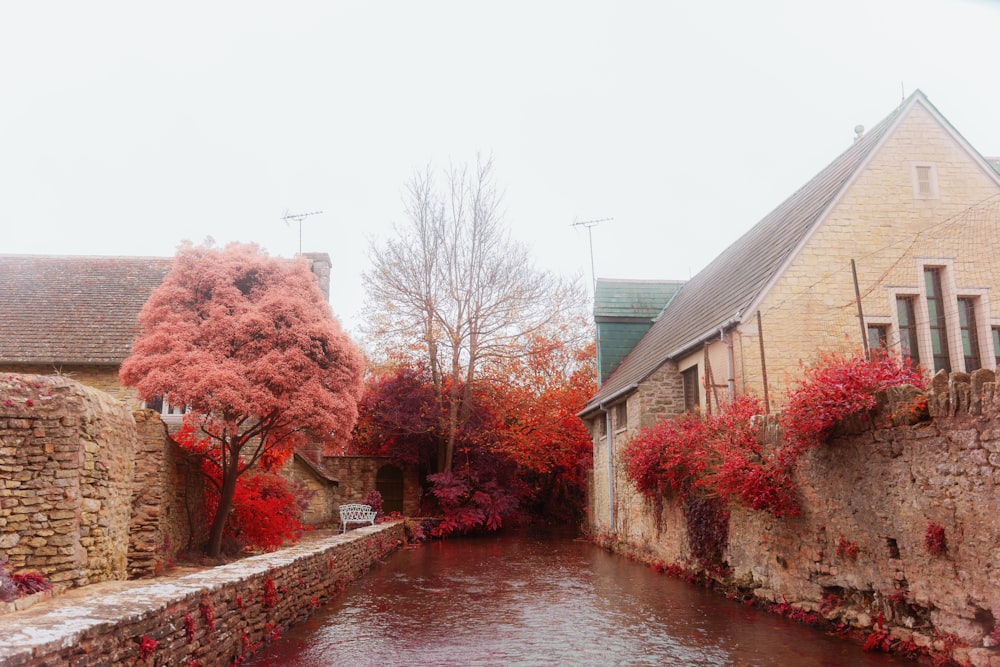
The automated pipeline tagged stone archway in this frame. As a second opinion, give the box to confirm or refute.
[375,464,404,515]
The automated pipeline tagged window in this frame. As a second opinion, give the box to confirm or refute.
[867,324,888,352]
[896,296,920,368]
[993,327,1000,369]
[612,401,627,431]
[924,268,951,372]
[682,366,700,413]
[958,297,981,372]
[912,163,939,199]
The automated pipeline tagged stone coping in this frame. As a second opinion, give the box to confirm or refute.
[0,523,394,664]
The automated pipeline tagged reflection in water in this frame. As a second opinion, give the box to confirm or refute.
[250,531,901,667]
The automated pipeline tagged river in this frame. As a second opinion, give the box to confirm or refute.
[249,529,908,666]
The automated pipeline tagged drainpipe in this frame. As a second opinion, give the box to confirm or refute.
[598,404,615,532]
[723,327,736,403]
[577,383,637,534]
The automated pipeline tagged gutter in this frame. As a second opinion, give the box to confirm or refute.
[577,383,638,419]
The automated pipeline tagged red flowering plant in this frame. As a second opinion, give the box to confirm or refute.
[780,350,925,454]
[623,394,797,517]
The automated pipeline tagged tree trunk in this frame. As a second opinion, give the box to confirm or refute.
[206,443,241,557]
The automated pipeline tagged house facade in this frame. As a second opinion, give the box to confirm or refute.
[0,251,423,533]
[581,90,1000,535]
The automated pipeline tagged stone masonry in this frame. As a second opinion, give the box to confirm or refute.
[0,374,135,590]
[0,522,405,667]
[596,371,1000,666]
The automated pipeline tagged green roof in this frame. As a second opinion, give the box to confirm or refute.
[593,279,684,320]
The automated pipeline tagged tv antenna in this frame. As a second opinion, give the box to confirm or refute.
[281,209,323,254]
[571,217,612,292]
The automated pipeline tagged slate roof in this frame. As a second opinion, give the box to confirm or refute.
[594,279,684,320]
[0,255,172,365]
[583,90,951,413]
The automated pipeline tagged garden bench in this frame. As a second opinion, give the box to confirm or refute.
[339,503,377,533]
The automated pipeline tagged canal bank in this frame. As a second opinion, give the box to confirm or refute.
[248,530,903,666]
[0,522,405,667]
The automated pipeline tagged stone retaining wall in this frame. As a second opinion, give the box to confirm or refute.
[0,522,405,667]
[599,372,1000,667]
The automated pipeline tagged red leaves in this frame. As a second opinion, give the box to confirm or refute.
[781,350,925,452]
[925,521,947,556]
[623,395,799,517]
[120,242,364,556]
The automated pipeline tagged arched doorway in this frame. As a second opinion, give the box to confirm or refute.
[376,464,404,515]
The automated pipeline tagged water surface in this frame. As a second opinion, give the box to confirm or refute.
[250,530,906,666]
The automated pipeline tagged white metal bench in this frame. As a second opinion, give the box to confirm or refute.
[339,503,377,533]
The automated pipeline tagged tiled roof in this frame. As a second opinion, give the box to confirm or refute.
[583,91,928,412]
[0,255,172,365]
[594,279,684,320]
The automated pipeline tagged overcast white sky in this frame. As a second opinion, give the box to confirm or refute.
[3,1,999,334]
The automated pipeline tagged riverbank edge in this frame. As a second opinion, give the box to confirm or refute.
[0,521,406,667]
[587,531,971,665]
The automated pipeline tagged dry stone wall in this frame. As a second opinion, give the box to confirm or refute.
[128,409,204,578]
[0,522,405,667]
[601,372,1000,667]
[0,374,135,589]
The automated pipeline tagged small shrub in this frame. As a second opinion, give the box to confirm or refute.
[925,522,947,556]
[138,635,158,660]
[363,489,384,518]
[835,536,859,559]
[781,350,924,452]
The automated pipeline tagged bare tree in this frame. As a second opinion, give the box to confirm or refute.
[363,156,587,472]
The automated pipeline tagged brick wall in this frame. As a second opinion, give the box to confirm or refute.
[594,372,1000,666]
[0,523,406,667]
[0,374,134,589]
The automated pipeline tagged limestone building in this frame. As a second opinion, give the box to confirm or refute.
[580,90,1000,533]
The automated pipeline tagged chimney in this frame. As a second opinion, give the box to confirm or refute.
[301,252,332,301]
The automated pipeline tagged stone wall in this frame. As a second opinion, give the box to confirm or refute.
[0,522,406,667]
[323,456,421,520]
[596,372,1000,666]
[0,374,135,590]
[128,409,204,577]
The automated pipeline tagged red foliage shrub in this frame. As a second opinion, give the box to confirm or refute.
[262,576,278,608]
[781,350,925,452]
[183,613,196,642]
[623,394,797,517]
[138,635,158,660]
[11,571,53,596]
[426,471,520,537]
[836,536,859,559]
[623,411,708,499]
[925,521,947,556]
[203,467,308,551]
[363,489,384,518]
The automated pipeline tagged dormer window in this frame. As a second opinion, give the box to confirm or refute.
[912,163,939,199]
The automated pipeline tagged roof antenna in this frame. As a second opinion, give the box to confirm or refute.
[280,209,323,254]
[901,81,905,103]
[571,217,613,294]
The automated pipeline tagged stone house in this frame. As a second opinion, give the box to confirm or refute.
[0,252,417,533]
[580,90,1000,534]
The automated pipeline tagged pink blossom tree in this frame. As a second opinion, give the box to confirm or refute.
[120,242,364,557]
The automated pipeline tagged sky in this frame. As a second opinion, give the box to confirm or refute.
[3,1,1000,336]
